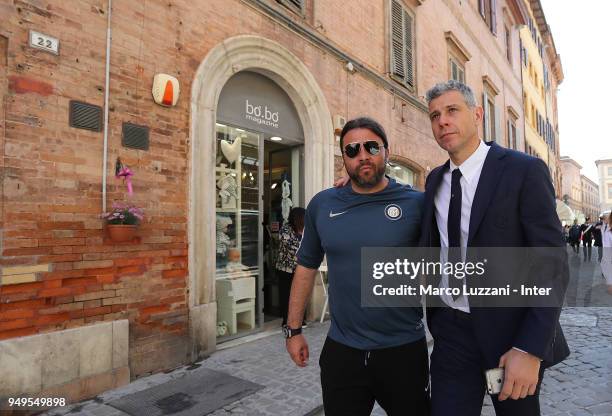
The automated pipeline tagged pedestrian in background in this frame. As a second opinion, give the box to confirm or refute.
[580,217,594,261]
[593,216,604,263]
[569,220,581,254]
[601,213,612,295]
[276,207,306,327]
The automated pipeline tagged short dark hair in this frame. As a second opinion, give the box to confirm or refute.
[339,117,388,150]
[288,207,306,233]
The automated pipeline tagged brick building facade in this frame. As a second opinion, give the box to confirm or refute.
[1,0,533,402]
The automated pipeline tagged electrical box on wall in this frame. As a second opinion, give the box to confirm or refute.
[152,74,180,107]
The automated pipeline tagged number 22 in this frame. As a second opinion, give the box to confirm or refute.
[36,37,52,48]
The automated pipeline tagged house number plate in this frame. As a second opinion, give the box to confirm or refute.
[29,30,59,55]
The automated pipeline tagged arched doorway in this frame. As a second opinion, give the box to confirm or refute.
[189,36,334,354]
[214,71,306,339]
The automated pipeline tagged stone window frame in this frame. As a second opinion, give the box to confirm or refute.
[482,75,500,143]
[445,31,470,84]
[507,106,520,150]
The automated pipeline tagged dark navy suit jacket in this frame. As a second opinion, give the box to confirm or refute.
[420,142,570,368]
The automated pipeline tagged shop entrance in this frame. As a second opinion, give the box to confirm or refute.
[214,71,305,341]
[263,141,304,321]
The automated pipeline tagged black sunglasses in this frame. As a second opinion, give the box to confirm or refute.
[343,141,383,158]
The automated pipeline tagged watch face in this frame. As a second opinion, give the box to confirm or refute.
[283,326,290,338]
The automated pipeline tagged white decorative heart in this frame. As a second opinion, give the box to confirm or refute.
[221,137,241,165]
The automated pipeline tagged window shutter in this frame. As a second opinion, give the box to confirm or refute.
[483,91,490,141]
[494,104,501,142]
[391,0,405,80]
[479,0,486,18]
[507,119,512,148]
[277,0,304,13]
[403,10,414,87]
[490,0,497,34]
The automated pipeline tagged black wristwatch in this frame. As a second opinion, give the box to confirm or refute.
[283,325,302,339]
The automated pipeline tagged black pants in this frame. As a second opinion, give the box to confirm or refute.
[596,245,603,262]
[583,240,592,261]
[430,308,544,416]
[319,336,430,416]
[570,241,580,253]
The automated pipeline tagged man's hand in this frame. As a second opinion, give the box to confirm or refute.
[286,335,309,367]
[498,348,541,401]
[333,175,350,188]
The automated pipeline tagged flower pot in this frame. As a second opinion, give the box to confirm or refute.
[106,224,138,242]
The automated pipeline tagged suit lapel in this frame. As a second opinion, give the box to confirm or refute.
[468,142,507,245]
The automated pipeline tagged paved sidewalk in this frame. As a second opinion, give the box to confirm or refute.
[43,306,611,416]
[43,323,329,416]
[317,307,612,416]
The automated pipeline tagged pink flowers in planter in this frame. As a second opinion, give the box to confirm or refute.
[101,201,144,225]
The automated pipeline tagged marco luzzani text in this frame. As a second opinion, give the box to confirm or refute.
[371,259,552,297]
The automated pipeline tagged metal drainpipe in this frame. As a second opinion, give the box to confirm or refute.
[102,0,112,213]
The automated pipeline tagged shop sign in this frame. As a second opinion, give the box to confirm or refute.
[245,99,280,129]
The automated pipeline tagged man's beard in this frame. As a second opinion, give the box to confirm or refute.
[347,162,386,188]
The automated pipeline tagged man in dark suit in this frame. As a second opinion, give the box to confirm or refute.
[421,80,569,416]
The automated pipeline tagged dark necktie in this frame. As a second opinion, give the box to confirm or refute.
[448,168,463,300]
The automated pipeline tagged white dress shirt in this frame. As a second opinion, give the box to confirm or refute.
[434,140,490,312]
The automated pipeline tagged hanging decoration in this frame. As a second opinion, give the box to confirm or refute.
[115,157,134,196]
[220,136,242,166]
[281,174,293,223]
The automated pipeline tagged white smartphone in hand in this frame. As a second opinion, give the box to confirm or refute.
[485,368,505,395]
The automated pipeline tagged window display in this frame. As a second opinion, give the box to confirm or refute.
[215,124,260,337]
[386,162,416,188]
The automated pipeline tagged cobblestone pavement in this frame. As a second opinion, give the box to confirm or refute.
[44,249,611,416]
[340,307,612,416]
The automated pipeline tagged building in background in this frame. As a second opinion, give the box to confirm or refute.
[519,0,563,198]
[560,156,583,223]
[596,158,612,214]
[580,175,599,221]
[1,0,546,402]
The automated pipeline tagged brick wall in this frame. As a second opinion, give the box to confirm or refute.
[0,0,192,377]
[0,0,526,379]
